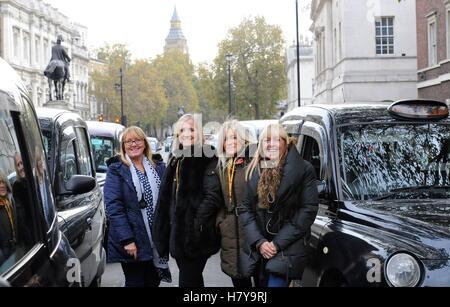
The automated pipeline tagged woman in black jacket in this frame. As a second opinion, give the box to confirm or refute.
[153,114,222,287]
[240,124,319,287]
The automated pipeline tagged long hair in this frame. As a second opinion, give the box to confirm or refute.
[245,124,290,181]
[172,114,204,154]
[0,171,12,195]
[119,126,154,167]
[217,120,257,179]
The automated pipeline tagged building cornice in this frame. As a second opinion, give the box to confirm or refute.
[417,73,450,89]
[2,0,85,35]
[310,0,330,24]
[418,59,450,73]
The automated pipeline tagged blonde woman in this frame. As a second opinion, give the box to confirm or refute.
[240,124,319,287]
[0,172,17,262]
[153,114,222,287]
[104,126,170,287]
[216,120,258,287]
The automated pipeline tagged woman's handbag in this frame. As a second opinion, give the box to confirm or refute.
[238,245,260,278]
[265,239,309,279]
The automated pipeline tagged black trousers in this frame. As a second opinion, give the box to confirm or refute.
[121,261,161,287]
[232,277,253,288]
[176,257,208,287]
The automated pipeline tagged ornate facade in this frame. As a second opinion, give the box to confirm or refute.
[0,0,90,119]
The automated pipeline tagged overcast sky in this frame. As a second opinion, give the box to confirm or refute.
[44,0,312,64]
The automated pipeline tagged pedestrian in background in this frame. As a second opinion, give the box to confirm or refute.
[216,120,259,287]
[153,114,222,287]
[0,171,17,264]
[240,124,319,287]
[104,126,171,287]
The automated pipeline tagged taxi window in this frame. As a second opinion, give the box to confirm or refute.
[338,123,450,201]
[90,136,114,173]
[74,127,93,177]
[60,127,78,183]
[0,109,37,275]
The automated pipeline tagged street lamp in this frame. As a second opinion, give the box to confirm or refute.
[114,68,126,126]
[225,54,233,116]
[296,0,302,107]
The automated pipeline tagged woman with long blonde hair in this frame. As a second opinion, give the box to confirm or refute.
[153,114,222,287]
[240,124,319,287]
[216,120,258,287]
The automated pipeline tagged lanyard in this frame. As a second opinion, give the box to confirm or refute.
[176,159,181,193]
[227,157,237,205]
[1,199,15,240]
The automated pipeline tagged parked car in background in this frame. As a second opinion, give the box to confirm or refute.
[164,136,173,152]
[147,137,161,153]
[0,57,78,286]
[86,121,125,188]
[37,109,106,287]
[204,133,218,149]
[240,119,278,142]
[281,100,450,287]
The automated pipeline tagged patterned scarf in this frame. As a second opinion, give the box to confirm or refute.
[126,155,172,283]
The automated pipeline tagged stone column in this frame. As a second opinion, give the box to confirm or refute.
[29,16,36,69]
[31,77,38,107]
[1,7,13,61]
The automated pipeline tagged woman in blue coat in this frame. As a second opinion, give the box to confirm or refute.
[104,126,171,287]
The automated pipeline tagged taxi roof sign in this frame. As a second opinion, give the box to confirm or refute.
[388,99,449,120]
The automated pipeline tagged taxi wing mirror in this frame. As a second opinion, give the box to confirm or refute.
[63,175,96,195]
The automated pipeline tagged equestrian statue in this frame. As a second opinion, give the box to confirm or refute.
[44,34,71,101]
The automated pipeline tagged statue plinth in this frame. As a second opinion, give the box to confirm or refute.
[44,100,75,112]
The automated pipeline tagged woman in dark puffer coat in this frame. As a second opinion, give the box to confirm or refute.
[240,124,319,287]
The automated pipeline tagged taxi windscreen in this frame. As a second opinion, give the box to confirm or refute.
[91,136,115,173]
[338,123,450,201]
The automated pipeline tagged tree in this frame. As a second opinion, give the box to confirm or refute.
[153,50,199,130]
[214,16,287,120]
[194,63,227,123]
[90,44,132,122]
[125,60,169,135]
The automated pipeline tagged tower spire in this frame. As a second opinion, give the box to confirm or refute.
[165,6,189,54]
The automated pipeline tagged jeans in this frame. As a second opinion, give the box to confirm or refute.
[267,274,289,288]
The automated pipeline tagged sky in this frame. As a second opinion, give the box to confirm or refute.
[44,0,312,64]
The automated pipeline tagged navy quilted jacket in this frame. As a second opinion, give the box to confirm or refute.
[104,155,166,263]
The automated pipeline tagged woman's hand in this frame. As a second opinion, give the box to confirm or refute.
[124,243,138,261]
[259,242,278,260]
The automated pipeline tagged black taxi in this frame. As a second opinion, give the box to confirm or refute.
[0,57,76,286]
[37,109,107,287]
[280,100,450,287]
[86,121,125,188]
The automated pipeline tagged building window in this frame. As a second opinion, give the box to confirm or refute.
[13,28,20,59]
[428,15,437,66]
[333,28,337,64]
[43,39,49,63]
[23,32,30,63]
[375,17,394,55]
[35,36,40,64]
[447,5,450,59]
[338,22,342,61]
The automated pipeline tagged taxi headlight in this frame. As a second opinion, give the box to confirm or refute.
[386,253,422,287]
